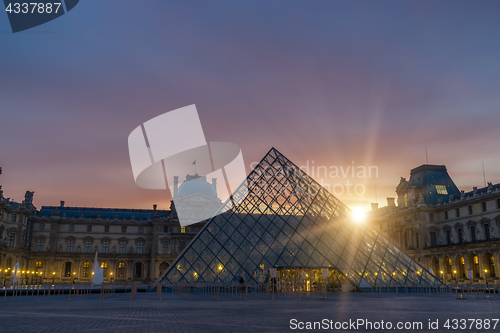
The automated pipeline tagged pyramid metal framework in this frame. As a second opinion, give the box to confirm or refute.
[161,148,441,288]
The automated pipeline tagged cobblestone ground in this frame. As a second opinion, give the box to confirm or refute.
[0,289,498,332]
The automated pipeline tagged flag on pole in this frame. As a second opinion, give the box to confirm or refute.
[192,160,196,165]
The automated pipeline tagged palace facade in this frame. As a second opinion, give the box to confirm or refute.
[370,164,500,284]
[0,174,214,286]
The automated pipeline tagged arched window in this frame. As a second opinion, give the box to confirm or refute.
[431,257,439,276]
[6,258,12,270]
[82,261,91,278]
[64,262,72,277]
[134,262,142,278]
[101,262,109,277]
[117,262,126,278]
[159,262,169,276]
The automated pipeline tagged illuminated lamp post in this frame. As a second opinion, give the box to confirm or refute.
[485,269,488,285]
[52,272,56,283]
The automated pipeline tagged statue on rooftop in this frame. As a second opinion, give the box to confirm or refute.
[24,191,34,203]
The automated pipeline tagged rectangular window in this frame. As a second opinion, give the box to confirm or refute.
[87,225,92,232]
[8,233,15,247]
[446,230,451,244]
[458,228,463,244]
[470,226,476,242]
[104,225,109,233]
[468,205,473,215]
[85,241,92,253]
[497,198,500,209]
[120,242,126,254]
[485,224,491,241]
[430,232,437,247]
[162,241,168,254]
[456,208,460,218]
[435,185,448,195]
[482,202,487,212]
[121,226,127,233]
[102,241,109,253]
[444,211,448,220]
[163,226,168,233]
[181,227,186,233]
[67,241,74,252]
[69,224,74,232]
[11,214,17,222]
[429,213,434,222]
[138,226,144,234]
[137,243,143,254]
[179,240,186,252]
[37,239,44,252]
[40,223,45,230]
[415,233,419,248]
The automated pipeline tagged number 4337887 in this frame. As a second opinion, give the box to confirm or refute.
[6,3,62,14]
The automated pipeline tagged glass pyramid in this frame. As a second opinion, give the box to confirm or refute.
[161,148,441,288]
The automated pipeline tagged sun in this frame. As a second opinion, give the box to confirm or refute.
[351,207,367,223]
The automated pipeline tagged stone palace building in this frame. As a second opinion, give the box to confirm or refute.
[0,170,221,286]
[370,164,500,284]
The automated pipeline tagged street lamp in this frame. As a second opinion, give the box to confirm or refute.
[3,269,7,286]
[485,269,488,284]
[52,272,55,283]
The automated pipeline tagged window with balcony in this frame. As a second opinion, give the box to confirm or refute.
[67,240,74,252]
[102,241,109,253]
[85,241,92,253]
[8,233,15,247]
[470,226,476,242]
[430,232,437,247]
[120,241,126,253]
[37,239,44,251]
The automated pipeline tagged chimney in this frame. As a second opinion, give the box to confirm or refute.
[387,197,395,206]
[60,201,65,208]
[173,176,179,197]
[371,203,379,211]
[153,204,157,212]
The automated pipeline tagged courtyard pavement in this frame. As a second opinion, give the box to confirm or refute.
[0,289,498,332]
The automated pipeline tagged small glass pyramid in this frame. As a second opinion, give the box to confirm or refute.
[161,148,441,288]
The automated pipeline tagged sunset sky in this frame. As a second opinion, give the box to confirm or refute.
[1,1,500,211]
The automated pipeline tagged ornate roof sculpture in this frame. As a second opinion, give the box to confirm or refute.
[160,148,441,288]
